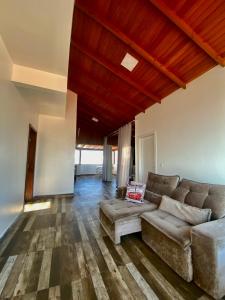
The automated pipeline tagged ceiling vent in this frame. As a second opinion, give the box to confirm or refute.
[121,53,139,71]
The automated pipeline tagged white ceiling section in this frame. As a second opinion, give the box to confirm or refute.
[0,0,74,75]
[0,0,74,117]
[12,65,67,93]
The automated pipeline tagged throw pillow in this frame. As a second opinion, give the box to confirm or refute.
[159,195,212,225]
[126,182,146,204]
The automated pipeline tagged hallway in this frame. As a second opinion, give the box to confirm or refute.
[0,176,211,299]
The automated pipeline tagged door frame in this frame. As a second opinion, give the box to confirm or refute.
[136,131,157,183]
[24,124,37,202]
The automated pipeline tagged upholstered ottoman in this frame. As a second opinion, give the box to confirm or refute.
[99,199,157,244]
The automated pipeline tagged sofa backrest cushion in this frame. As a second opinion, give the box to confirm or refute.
[171,179,225,220]
[144,190,162,205]
[145,172,180,200]
[160,195,212,225]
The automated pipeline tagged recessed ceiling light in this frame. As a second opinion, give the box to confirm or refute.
[92,117,99,122]
[121,53,139,71]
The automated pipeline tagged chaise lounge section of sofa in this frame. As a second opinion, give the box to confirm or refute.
[100,172,225,299]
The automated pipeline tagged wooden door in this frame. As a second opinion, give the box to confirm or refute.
[24,125,37,202]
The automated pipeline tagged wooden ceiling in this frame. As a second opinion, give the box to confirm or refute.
[68,0,225,145]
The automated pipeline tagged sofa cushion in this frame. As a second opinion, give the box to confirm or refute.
[141,210,192,249]
[100,199,157,223]
[159,195,212,225]
[146,172,180,198]
[171,186,189,203]
[171,179,225,220]
[144,190,162,206]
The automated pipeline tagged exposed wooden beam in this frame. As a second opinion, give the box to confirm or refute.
[73,85,122,118]
[77,110,121,131]
[70,82,123,117]
[69,67,146,113]
[71,41,161,103]
[78,105,115,131]
[76,88,135,127]
[149,0,225,66]
[78,106,114,128]
[77,119,106,134]
[69,80,135,123]
[76,4,186,89]
[77,119,106,142]
[77,117,125,139]
[78,98,118,127]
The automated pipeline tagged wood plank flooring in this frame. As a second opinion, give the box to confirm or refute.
[0,176,217,300]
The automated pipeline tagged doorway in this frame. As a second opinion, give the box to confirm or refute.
[24,125,37,202]
[137,132,156,183]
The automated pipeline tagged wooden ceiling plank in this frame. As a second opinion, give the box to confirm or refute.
[70,81,136,122]
[75,86,122,119]
[149,0,225,66]
[71,40,161,103]
[70,67,146,113]
[79,110,115,127]
[78,97,119,126]
[77,122,107,141]
[77,118,106,133]
[76,4,186,89]
[71,82,124,117]
[77,113,112,134]
[78,105,115,130]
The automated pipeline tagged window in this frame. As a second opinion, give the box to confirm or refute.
[74,149,80,164]
[75,149,104,165]
[115,150,118,165]
[112,150,118,165]
[81,150,103,164]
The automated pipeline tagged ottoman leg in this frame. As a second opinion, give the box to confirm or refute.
[114,229,121,244]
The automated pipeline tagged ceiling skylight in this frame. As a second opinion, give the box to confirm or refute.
[92,117,99,122]
[121,53,139,71]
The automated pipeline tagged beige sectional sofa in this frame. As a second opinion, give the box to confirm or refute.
[99,172,179,244]
[141,178,225,299]
[99,172,225,299]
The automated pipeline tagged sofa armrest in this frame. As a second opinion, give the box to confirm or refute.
[116,186,127,199]
[191,218,225,241]
[191,219,225,299]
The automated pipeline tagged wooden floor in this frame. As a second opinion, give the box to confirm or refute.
[0,176,215,300]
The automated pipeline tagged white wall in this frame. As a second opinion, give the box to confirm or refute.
[0,34,77,237]
[0,0,75,237]
[136,66,225,185]
[0,36,38,237]
[35,91,77,195]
